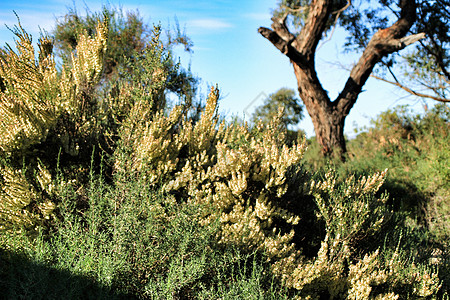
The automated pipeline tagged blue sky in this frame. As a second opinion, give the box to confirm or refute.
[0,0,426,137]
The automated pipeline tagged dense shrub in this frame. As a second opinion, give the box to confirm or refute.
[346,104,450,239]
[0,171,292,299]
[0,15,447,299]
[0,18,108,231]
[112,82,443,297]
[303,103,450,296]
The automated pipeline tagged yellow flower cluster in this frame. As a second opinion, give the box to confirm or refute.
[0,161,58,231]
[0,20,108,230]
[117,86,306,263]
[0,28,58,153]
[310,169,389,239]
[0,20,108,154]
[346,244,440,299]
[342,169,388,197]
[0,166,37,231]
[71,20,108,95]
[272,168,441,298]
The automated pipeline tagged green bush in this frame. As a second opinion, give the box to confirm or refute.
[303,104,450,296]
[346,104,449,239]
[1,167,293,299]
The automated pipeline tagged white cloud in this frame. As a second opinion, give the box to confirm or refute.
[187,18,233,31]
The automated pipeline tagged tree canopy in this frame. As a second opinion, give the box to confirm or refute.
[251,87,303,128]
[336,0,449,102]
[53,5,199,108]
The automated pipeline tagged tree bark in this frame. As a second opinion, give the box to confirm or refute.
[259,0,424,159]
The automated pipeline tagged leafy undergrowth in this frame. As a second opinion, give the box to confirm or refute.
[1,172,293,299]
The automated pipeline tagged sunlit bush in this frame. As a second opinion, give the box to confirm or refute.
[114,82,442,297]
[0,19,108,231]
[0,16,446,299]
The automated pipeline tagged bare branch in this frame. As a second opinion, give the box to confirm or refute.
[383,61,401,84]
[415,78,448,98]
[381,32,426,51]
[258,27,308,67]
[371,74,450,102]
[270,16,296,43]
[319,0,352,50]
[332,0,351,15]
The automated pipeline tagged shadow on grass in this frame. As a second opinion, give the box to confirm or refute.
[0,249,136,300]
[381,179,429,222]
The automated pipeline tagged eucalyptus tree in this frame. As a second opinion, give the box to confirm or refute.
[259,0,428,159]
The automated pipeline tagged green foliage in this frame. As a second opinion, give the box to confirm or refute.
[0,8,448,300]
[347,104,449,219]
[304,103,450,296]
[53,4,199,105]
[54,5,148,75]
[401,0,449,100]
[306,104,449,241]
[251,88,303,127]
[338,0,449,101]
[251,88,304,145]
[0,167,293,299]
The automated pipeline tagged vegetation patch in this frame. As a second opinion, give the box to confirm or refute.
[0,6,448,299]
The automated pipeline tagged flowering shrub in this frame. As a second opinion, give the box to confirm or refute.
[0,20,108,231]
[115,85,442,298]
[0,18,444,298]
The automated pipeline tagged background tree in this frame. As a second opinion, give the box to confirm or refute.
[251,87,304,144]
[251,87,303,126]
[259,0,427,159]
[53,5,198,109]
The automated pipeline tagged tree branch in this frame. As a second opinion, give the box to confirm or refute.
[371,74,450,102]
[335,0,424,114]
[281,4,308,13]
[318,0,352,50]
[258,27,309,68]
[270,15,296,43]
[380,32,426,52]
[294,0,333,59]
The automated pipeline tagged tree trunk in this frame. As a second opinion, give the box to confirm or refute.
[292,63,348,159]
[305,101,347,159]
[258,0,425,160]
